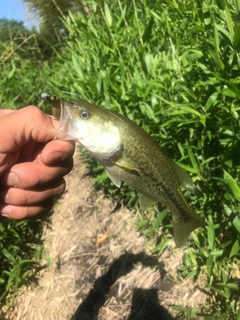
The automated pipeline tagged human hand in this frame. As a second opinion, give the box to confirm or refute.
[0,106,75,220]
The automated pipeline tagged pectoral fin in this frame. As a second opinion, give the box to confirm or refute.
[138,193,157,210]
[172,162,194,193]
[105,169,121,188]
[115,157,139,173]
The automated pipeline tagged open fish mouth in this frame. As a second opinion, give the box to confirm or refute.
[41,92,77,140]
[57,101,71,138]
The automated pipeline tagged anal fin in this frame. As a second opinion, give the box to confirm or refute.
[138,193,157,210]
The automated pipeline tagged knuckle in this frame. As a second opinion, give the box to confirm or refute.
[26,106,44,118]
[64,158,74,175]
[21,191,32,205]
[57,179,66,196]
[22,106,45,126]
[25,203,53,218]
[25,206,43,218]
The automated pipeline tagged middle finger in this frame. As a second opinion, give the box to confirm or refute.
[0,157,73,188]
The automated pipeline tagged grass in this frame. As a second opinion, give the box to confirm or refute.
[0,28,54,313]
[1,0,240,318]
[0,218,45,309]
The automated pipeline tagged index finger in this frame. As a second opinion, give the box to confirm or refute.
[0,106,57,153]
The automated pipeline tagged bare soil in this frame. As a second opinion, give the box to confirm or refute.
[4,151,207,320]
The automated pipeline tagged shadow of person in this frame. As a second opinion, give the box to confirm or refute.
[71,251,175,320]
[128,288,175,320]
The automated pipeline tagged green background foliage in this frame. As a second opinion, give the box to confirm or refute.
[1,0,240,318]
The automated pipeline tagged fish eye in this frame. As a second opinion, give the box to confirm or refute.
[80,110,91,120]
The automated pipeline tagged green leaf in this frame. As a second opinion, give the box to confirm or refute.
[224,3,235,41]
[210,250,224,257]
[185,268,198,279]
[136,220,148,230]
[142,17,154,43]
[206,254,214,277]
[153,210,168,230]
[207,215,215,251]
[209,286,230,298]
[223,170,240,201]
[200,114,206,126]
[223,203,232,216]
[2,248,15,263]
[205,91,219,111]
[151,239,169,256]
[187,146,199,173]
[234,24,240,49]
[104,2,112,27]
[216,0,226,10]
[175,162,198,174]
[229,239,240,258]
[72,56,83,79]
[233,216,240,233]
[218,282,239,290]
[224,80,240,97]
[7,62,16,79]
[178,105,201,117]
[208,48,225,71]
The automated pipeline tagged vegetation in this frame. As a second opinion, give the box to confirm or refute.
[1,0,240,318]
[22,0,87,44]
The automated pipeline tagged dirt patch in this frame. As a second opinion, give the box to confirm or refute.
[4,150,208,320]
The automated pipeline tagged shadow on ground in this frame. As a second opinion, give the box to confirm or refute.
[71,252,175,320]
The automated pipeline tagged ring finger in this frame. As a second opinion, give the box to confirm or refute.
[0,178,66,206]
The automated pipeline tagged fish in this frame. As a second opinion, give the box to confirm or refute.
[41,92,206,246]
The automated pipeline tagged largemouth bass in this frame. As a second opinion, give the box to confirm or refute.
[41,92,206,246]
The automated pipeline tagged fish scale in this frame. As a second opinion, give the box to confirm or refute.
[103,140,191,219]
[41,92,206,246]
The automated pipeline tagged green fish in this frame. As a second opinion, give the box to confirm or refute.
[41,93,206,246]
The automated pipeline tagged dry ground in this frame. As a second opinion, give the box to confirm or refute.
[3,151,208,320]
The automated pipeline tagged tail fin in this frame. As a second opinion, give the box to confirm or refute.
[173,210,206,247]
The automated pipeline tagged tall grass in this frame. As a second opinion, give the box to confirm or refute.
[1,0,240,317]
[0,24,54,111]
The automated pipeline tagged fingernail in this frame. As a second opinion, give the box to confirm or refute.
[1,206,12,217]
[7,172,19,187]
